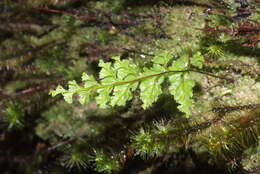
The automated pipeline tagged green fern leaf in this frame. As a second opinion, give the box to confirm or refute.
[111,85,132,106]
[80,73,98,104]
[51,52,204,115]
[112,56,140,80]
[168,55,195,116]
[50,81,80,104]
[64,80,80,103]
[95,60,117,108]
[169,73,195,116]
[140,64,165,109]
[96,87,113,108]
[99,60,117,83]
[170,55,189,71]
[152,51,172,66]
[110,56,140,106]
[50,85,66,97]
[191,52,204,69]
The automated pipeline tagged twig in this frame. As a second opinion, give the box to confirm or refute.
[1,38,64,60]
[47,138,76,152]
[189,68,234,82]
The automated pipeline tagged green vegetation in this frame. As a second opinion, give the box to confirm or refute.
[0,0,260,174]
[51,52,204,115]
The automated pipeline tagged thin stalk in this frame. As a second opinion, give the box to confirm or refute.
[77,68,233,93]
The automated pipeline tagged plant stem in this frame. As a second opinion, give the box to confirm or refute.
[78,68,233,93]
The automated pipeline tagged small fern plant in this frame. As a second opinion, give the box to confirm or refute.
[50,52,204,116]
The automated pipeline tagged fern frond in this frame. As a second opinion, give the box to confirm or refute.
[50,52,204,116]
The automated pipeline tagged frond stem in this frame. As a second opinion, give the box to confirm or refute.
[77,69,233,92]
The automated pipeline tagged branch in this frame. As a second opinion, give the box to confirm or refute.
[1,38,64,61]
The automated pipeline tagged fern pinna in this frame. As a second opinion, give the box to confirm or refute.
[50,52,205,116]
